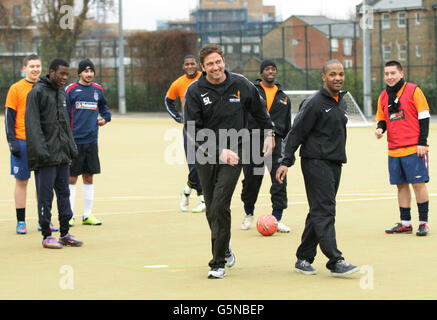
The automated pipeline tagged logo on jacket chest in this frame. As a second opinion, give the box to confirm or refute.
[389,109,405,122]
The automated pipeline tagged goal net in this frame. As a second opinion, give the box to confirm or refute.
[284,90,372,127]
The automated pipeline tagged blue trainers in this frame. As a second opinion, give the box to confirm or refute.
[38,222,59,232]
[16,221,27,234]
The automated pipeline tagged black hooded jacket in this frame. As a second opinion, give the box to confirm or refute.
[25,75,78,171]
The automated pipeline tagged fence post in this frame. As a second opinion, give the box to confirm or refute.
[305,25,309,90]
[379,18,383,92]
[281,26,286,88]
[353,22,358,101]
[406,17,410,79]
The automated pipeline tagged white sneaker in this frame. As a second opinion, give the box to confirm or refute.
[240,215,254,230]
[208,268,226,279]
[277,221,291,233]
[180,190,190,212]
[225,241,236,268]
[192,201,206,213]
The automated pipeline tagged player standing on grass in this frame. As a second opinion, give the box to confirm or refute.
[4,54,59,234]
[375,60,431,237]
[65,59,111,226]
[165,55,205,213]
[240,59,292,232]
[25,58,82,249]
[276,59,359,277]
[184,44,276,279]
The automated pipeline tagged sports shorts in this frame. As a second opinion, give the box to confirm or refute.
[70,141,101,176]
[10,139,31,180]
[388,152,429,185]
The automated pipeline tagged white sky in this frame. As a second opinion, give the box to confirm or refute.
[120,0,364,30]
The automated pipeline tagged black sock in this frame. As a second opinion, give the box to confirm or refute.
[400,207,411,222]
[16,208,25,222]
[418,201,429,223]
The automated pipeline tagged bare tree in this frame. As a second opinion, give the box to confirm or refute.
[33,0,113,61]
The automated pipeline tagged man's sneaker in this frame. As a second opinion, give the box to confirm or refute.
[385,223,412,234]
[207,268,226,279]
[42,236,63,249]
[16,221,27,235]
[240,215,254,230]
[330,260,359,277]
[82,214,102,225]
[69,217,75,227]
[38,222,59,232]
[295,259,317,275]
[192,201,206,213]
[277,221,291,233]
[225,249,236,268]
[59,233,83,247]
[180,190,190,212]
[416,223,429,237]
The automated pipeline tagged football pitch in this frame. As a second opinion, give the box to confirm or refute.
[0,115,436,300]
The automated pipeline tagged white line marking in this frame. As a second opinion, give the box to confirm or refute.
[144,265,169,269]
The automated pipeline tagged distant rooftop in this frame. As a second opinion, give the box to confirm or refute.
[295,16,359,38]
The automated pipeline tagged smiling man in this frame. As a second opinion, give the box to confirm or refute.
[25,58,83,249]
[184,44,276,279]
[165,55,204,213]
[65,58,111,227]
[375,60,431,237]
[240,60,292,232]
[276,59,359,278]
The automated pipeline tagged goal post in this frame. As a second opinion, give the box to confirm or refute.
[284,90,373,128]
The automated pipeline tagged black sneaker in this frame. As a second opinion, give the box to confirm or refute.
[330,260,359,277]
[416,223,429,237]
[385,223,412,234]
[294,259,317,275]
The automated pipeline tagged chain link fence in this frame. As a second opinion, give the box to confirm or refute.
[1,15,436,114]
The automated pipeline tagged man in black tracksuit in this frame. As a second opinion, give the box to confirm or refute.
[240,60,292,232]
[184,44,275,279]
[25,59,83,249]
[276,59,359,277]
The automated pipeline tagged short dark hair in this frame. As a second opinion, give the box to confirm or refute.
[49,58,69,72]
[183,55,198,63]
[199,44,224,66]
[322,59,343,74]
[385,60,403,71]
[23,54,40,67]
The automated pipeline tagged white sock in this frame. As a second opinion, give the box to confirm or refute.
[83,184,94,219]
[401,220,411,227]
[183,185,191,195]
[419,221,429,226]
[69,184,77,217]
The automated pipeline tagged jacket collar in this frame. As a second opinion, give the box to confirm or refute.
[320,86,347,102]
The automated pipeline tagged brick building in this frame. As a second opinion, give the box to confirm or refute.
[262,15,360,71]
[357,0,437,82]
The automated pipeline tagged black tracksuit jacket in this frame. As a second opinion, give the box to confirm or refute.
[25,75,78,171]
[183,71,275,160]
[247,80,291,139]
[280,87,348,167]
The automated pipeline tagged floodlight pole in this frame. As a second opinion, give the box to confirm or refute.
[118,0,126,114]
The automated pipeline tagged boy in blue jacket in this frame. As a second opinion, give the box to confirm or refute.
[65,58,111,226]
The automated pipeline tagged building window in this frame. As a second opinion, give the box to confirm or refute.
[331,38,339,52]
[398,12,406,28]
[227,45,233,54]
[382,44,392,61]
[397,43,407,61]
[343,38,352,56]
[242,45,251,54]
[382,13,390,29]
[344,59,353,69]
[415,12,420,25]
[416,45,422,58]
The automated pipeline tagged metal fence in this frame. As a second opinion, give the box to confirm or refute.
[1,15,436,114]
